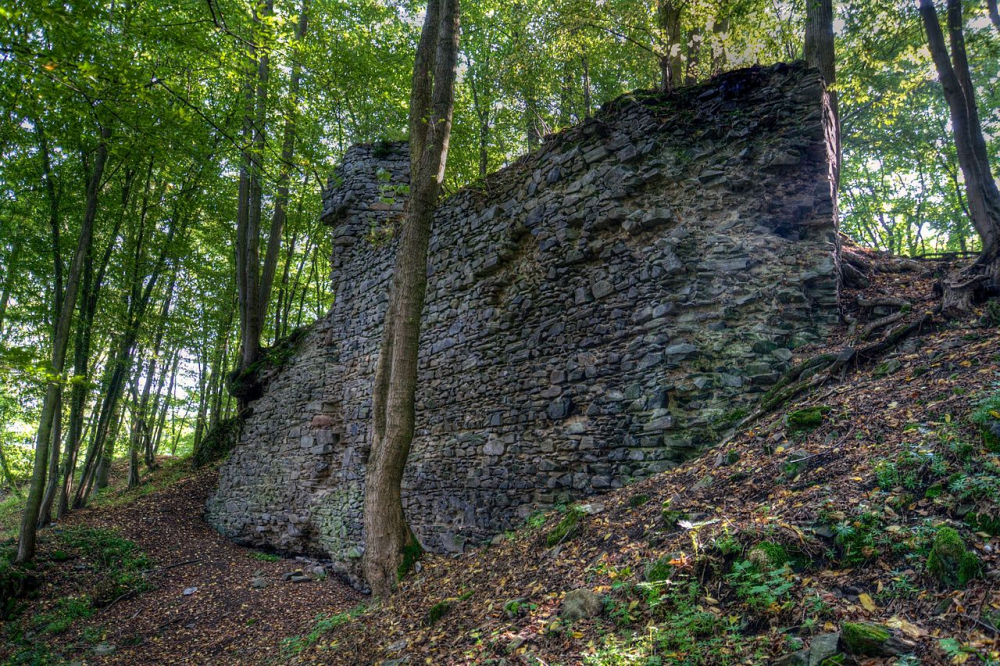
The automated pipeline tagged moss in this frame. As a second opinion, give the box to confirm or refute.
[840,622,890,656]
[425,601,451,626]
[628,494,651,508]
[644,556,674,584]
[787,405,830,432]
[967,512,1000,536]
[396,535,423,582]
[228,327,309,400]
[958,552,983,587]
[747,542,789,571]
[546,507,584,548]
[192,415,243,468]
[927,526,980,588]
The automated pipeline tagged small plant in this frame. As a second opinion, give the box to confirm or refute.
[970,387,1000,450]
[628,493,651,508]
[830,510,883,566]
[281,604,366,655]
[251,551,281,563]
[727,560,795,612]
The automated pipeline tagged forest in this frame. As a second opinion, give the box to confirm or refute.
[1,0,1000,663]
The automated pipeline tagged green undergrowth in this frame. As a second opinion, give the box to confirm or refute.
[3,526,151,662]
[281,603,367,656]
[91,456,193,509]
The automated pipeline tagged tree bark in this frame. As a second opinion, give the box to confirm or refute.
[657,0,683,92]
[0,235,21,337]
[363,0,460,599]
[17,126,110,564]
[920,0,1000,312]
[987,0,1000,33]
[804,0,840,188]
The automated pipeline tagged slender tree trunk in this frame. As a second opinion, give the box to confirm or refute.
[363,0,460,599]
[582,55,593,118]
[17,127,110,564]
[920,0,1000,311]
[685,28,701,84]
[151,351,179,458]
[0,236,21,337]
[987,0,1000,33]
[711,15,730,75]
[36,391,61,526]
[804,0,839,188]
[657,0,683,92]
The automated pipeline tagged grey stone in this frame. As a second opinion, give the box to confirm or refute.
[207,63,842,588]
[560,588,604,622]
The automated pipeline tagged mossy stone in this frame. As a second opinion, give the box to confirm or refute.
[927,526,981,588]
[840,622,889,655]
[546,507,584,548]
[424,601,451,625]
[747,541,789,571]
[787,405,830,432]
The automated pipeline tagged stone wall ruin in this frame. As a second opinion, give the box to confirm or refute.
[207,62,841,579]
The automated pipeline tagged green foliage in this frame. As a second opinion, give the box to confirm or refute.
[587,577,753,664]
[281,603,366,655]
[825,509,884,566]
[32,595,94,635]
[58,526,151,603]
[0,443,33,487]
[726,560,795,612]
[251,551,281,563]
[628,494,651,508]
[970,387,1000,450]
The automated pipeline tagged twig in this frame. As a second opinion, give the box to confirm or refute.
[140,559,200,575]
[959,612,1000,636]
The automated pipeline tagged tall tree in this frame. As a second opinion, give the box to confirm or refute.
[16,126,110,563]
[804,0,840,185]
[919,0,1000,312]
[362,0,461,598]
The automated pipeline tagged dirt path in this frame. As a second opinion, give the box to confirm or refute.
[57,466,363,664]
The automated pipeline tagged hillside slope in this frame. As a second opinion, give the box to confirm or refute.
[298,252,1000,665]
[2,251,998,666]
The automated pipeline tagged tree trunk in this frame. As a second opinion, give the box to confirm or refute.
[17,127,110,564]
[582,55,593,118]
[685,28,701,85]
[0,236,21,337]
[363,0,460,599]
[657,0,683,92]
[804,0,840,187]
[987,0,1000,33]
[920,0,1000,312]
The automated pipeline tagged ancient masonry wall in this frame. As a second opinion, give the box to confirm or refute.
[207,63,841,578]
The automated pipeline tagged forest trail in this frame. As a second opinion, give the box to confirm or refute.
[3,463,362,664]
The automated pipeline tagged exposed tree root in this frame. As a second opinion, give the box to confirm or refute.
[734,313,934,434]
